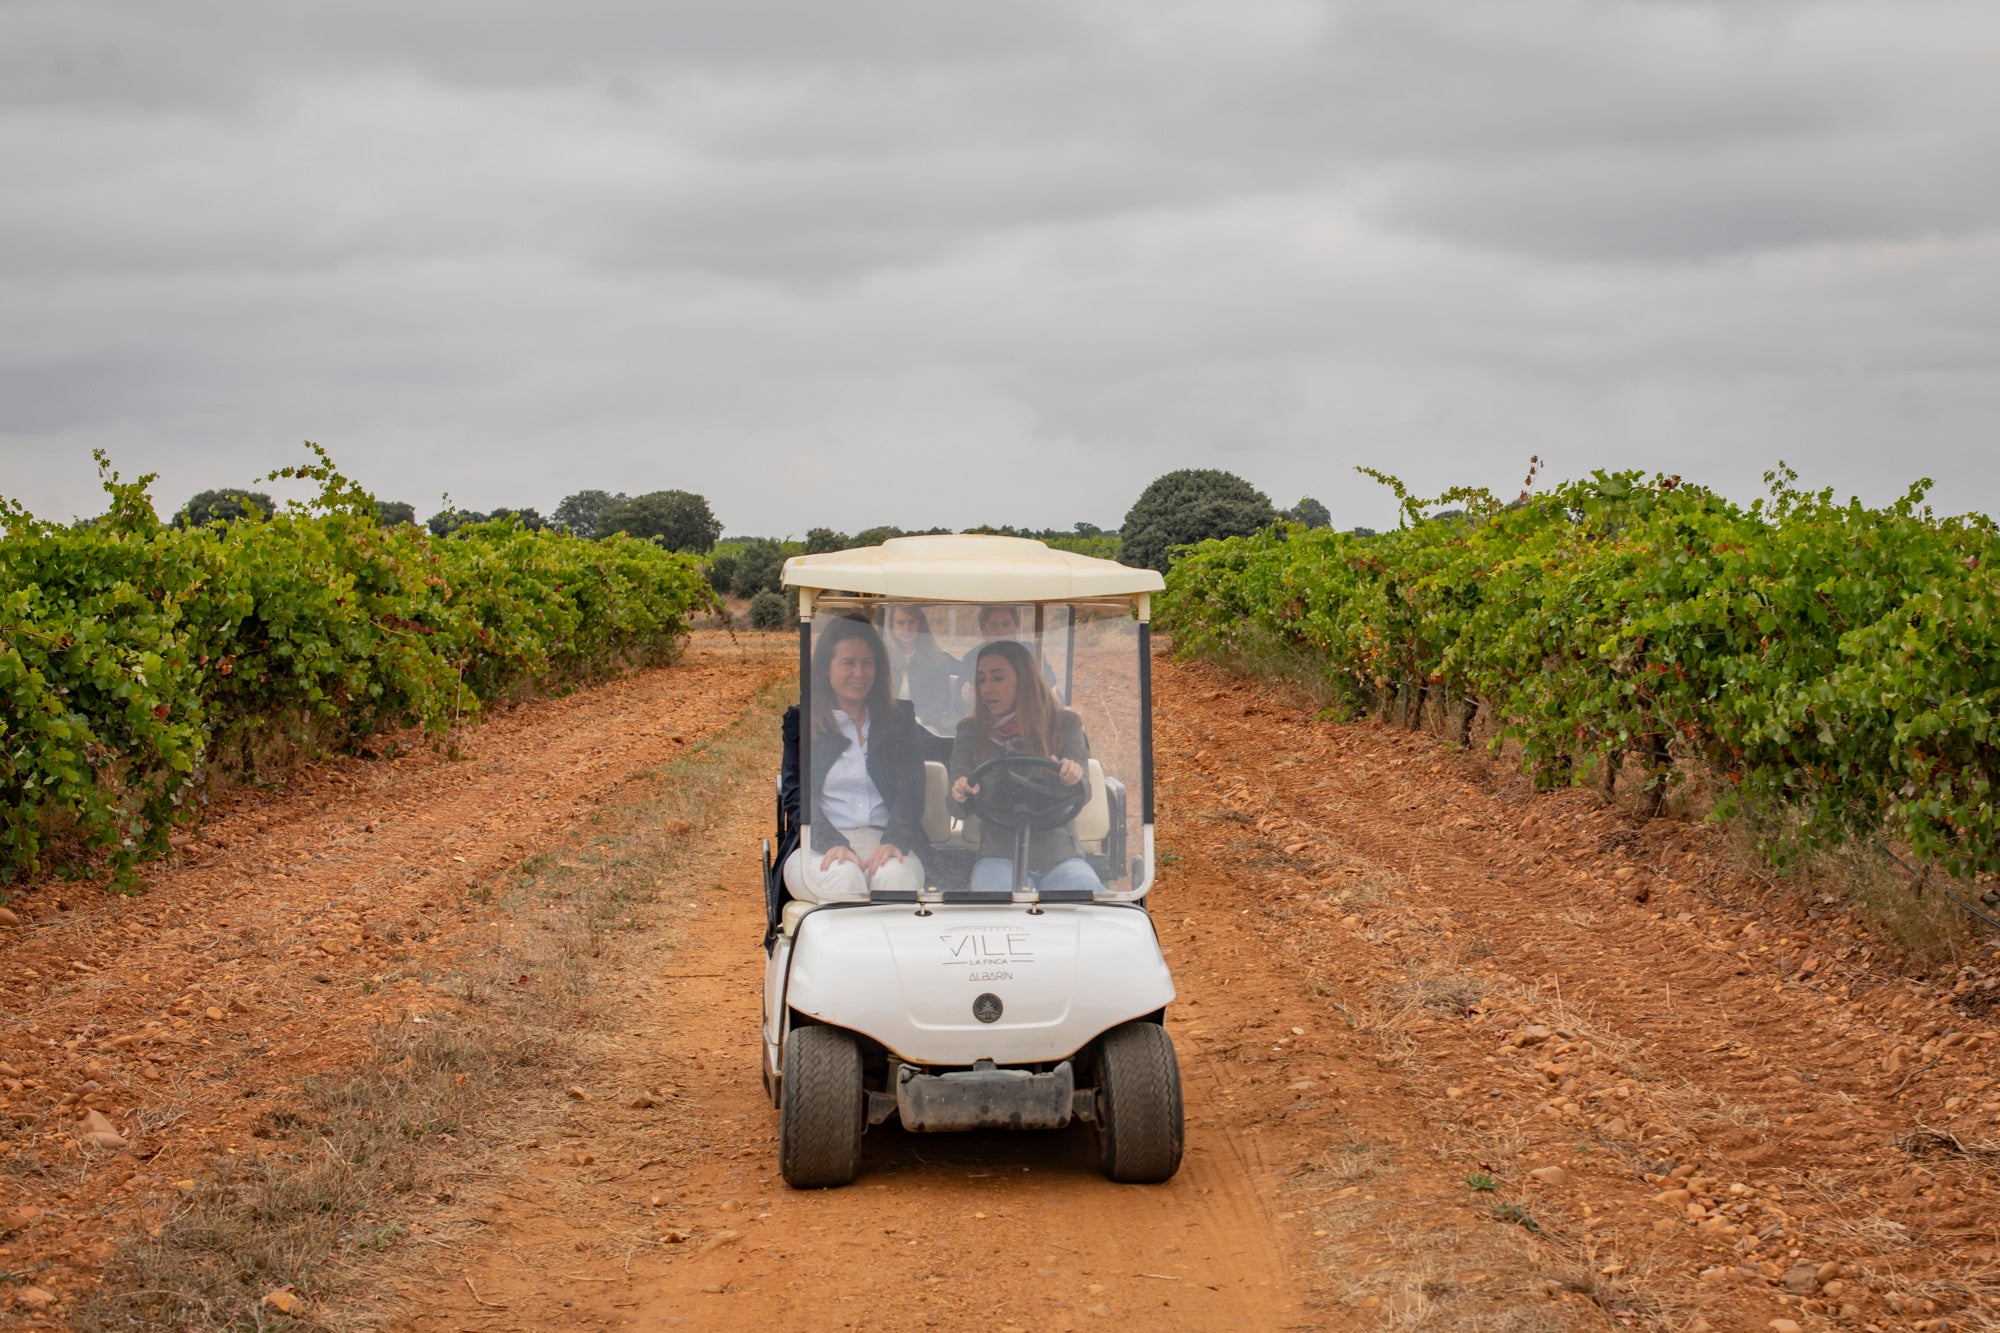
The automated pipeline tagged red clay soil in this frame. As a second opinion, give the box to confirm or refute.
[1153,656,2000,1331]
[0,634,788,1327]
[393,653,2000,1332]
[4,641,1996,1331]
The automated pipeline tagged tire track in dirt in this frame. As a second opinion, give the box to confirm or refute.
[0,634,787,1325]
[1160,654,2000,1329]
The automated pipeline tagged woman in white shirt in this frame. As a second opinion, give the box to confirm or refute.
[781,616,927,902]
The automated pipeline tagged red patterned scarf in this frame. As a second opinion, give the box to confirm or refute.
[984,709,1022,753]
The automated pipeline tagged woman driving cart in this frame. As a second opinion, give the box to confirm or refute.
[949,637,1104,898]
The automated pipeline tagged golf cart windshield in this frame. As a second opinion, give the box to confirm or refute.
[804,595,1153,901]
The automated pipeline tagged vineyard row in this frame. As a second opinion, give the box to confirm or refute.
[1,451,714,882]
[1158,466,2000,883]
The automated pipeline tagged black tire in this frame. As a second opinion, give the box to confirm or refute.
[1095,1021,1185,1183]
[779,1025,863,1188]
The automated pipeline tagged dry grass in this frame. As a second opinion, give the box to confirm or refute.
[1385,962,1489,1018]
[1292,979,1677,1328]
[1304,1186,1615,1332]
[1645,1077,1772,1137]
[78,679,789,1331]
[1198,639,1371,724]
[1687,789,1993,976]
[1817,1212,1920,1255]
[1504,981,1649,1081]
[1290,1139,1397,1194]
[77,1022,548,1331]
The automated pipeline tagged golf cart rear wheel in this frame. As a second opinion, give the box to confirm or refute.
[1094,1021,1185,1183]
[779,1025,863,1189]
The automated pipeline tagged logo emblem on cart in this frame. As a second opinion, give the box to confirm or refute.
[972,993,1004,1024]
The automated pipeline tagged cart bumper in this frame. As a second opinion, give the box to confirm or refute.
[891,1060,1086,1132]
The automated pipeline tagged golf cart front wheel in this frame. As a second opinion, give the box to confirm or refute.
[1094,1021,1185,1184]
[779,1025,864,1188]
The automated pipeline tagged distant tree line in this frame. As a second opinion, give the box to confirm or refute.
[170,468,1360,607]
[174,488,421,530]
[422,489,723,550]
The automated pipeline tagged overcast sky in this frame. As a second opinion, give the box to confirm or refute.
[3,1,1997,536]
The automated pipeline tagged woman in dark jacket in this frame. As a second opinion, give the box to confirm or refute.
[882,602,959,732]
[948,639,1102,897]
[780,616,927,901]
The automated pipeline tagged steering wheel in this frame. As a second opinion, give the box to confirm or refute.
[964,754,1090,832]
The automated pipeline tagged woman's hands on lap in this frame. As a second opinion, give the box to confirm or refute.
[820,843,907,874]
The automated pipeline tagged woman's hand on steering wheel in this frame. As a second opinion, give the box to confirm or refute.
[951,775,979,805]
[961,754,1091,831]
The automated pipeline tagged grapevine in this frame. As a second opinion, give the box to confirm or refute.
[1,448,717,884]
[1159,466,2000,880]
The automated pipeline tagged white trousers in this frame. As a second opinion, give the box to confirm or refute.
[783,826,926,902]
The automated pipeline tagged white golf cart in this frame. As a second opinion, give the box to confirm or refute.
[760,536,1183,1188]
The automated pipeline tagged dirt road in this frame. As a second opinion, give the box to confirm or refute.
[4,641,1996,1330]
[420,732,1306,1333]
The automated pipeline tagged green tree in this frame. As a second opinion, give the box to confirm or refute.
[553,489,622,539]
[727,538,789,596]
[1286,497,1331,529]
[600,490,722,552]
[705,551,739,595]
[489,507,548,530]
[374,499,418,526]
[851,525,905,547]
[173,489,274,528]
[805,527,851,554]
[1119,469,1277,573]
[749,589,790,630]
[427,506,487,537]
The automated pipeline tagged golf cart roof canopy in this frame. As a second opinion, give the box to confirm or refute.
[782,535,1163,608]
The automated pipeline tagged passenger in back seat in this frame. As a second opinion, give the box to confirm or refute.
[957,604,1057,709]
[948,640,1104,897]
[882,603,958,732]
[781,616,928,902]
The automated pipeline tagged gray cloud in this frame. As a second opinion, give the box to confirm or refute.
[3,0,1998,534]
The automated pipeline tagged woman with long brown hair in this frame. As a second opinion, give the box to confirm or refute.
[947,637,1102,896]
[780,616,927,901]
[880,602,957,731]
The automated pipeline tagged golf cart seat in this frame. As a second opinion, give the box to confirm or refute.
[780,898,815,936]
[1074,758,1111,849]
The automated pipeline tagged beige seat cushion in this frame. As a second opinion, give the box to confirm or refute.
[781,899,816,937]
[1074,759,1109,850]
[921,761,952,845]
